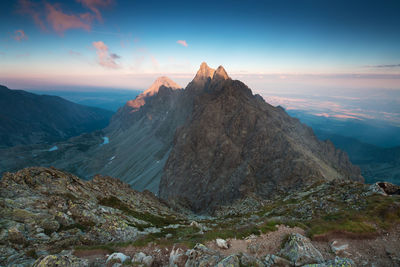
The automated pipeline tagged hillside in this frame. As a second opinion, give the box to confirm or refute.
[0,85,113,148]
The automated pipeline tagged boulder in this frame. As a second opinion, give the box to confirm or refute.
[216,238,229,249]
[169,247,188,267]
[106,252,130,264]
[133,252,153,266]
[185,243,221,267]
[240,253,265,267]
[8,227,26,244]
[264,254,291,267]
[279,233,324,266]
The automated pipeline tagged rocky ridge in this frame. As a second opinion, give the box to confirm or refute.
[1,167,400,266]
[159,63,362,212]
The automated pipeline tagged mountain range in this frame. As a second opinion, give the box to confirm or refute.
[0,85,113,148]
[0,63,362,213]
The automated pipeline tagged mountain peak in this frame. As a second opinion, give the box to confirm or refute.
[143,76,181,97]
[125,76,181,110]
[213,65,229,80]
[194,62,215,80]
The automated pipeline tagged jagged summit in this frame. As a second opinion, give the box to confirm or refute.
[126,76,181,109]
[142,76,181,97]
[213,65,229,80]
[194,62,215,81]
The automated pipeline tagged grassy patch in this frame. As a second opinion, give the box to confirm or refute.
[98,196,179,227]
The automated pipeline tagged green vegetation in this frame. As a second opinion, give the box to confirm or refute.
[75,186,400,252]
[98,196,179,227]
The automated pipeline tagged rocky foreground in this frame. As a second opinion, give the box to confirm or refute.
[1,167,400,266]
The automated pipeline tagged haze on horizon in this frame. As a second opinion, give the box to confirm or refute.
[0,0,399,125]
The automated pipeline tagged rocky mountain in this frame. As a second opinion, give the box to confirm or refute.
[159,63,362,212]
[0,85,113,148]
[316,133,400,185]
[0,64,362,212]
[1,167,399,266]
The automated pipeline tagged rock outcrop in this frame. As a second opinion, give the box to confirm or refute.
[0,167,182,266]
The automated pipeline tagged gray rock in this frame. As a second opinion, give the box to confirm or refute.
[279,233,324,266]
[264,254,291,267]
[185,243,221,267]
[169,247,187,267]
[32,254,89,267]
[302,256,354,266]
[217,254,240,267]
[240,253,265,267]
[8,227,26,244]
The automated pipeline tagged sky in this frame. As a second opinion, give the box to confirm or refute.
[0,0,399,124]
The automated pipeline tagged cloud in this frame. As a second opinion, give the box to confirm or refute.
[110,53,120,59]
[177,40,188,47]
[17,0,46,30]
[14,30,28,41]
[68,50,82,56]
[92,41,120,69]
[17,0,112,34]
[368,64,400,68]
[76,0,113,21]
[46,3,92,34]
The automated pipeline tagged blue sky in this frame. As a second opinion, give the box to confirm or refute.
[0,0,399,92]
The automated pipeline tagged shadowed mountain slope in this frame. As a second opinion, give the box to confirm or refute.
[159,63,363,212]
[0,85,113,148]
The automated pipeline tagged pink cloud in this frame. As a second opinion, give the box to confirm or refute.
[46,3,92,34]
[76,0,113,21]
[17,0,112,34]
[177,40,188,47]
[92,41,120,69]
[14,30,28,41]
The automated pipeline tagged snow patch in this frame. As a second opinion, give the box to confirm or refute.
[48,146,58,152]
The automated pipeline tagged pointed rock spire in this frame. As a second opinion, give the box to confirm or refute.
[194,62,215,81]
[213,65,229,80]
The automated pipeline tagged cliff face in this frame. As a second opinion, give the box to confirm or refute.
[159,63,362,212]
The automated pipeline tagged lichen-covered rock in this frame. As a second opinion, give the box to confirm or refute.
[217,254,240,267]
[279,233,324,266]
[0,167,182,266]
[8,226,26,244]
[240,253,265,267]
[302,256,354,267]
[32,254,89,267]
[132,251,153,266]
[264,254,291,267]
[185,243,221,267]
